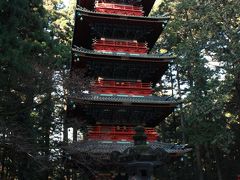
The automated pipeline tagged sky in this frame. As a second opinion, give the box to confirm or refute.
[63,0,70,6]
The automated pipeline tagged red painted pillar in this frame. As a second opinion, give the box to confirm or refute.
[237,175,240,180]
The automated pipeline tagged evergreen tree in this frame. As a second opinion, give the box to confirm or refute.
[154,0,240,179]
[0,0,63,179]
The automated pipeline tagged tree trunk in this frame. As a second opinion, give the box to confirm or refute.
[1,148,5,179]
[213,146,223,180]
[63,119,69,143]
[1,131,6,180]
[73,127,77,142]
[204,144,212,178]
[195,144,204,180]
[176,65,186,143]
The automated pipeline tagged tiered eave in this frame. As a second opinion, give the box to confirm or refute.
[73,7,169,50]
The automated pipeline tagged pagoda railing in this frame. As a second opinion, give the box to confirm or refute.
[87,126,158,141]
[94,80,151,88]
[76,6,170,20]
[95,2,143,16]
[91,80,153,96]
[92,38,148,54]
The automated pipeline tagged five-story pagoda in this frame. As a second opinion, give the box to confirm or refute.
[65,0,191,179]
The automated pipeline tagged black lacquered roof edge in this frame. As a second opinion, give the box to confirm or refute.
[69,94,177,105]
[72,46,176,61]
[66,140,192,155]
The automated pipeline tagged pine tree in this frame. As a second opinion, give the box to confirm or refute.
[154,0,240,179]
[0,0,56,179]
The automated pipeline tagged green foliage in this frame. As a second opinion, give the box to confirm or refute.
[0,0,74,179]
[154,0,240,179]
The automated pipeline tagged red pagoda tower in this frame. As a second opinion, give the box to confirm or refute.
[65,0,191,179]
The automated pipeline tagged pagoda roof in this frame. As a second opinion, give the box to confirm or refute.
[77,0,156,16]
[73,7,169,51]
[66,140,191,158]
[70,94,176,105]
[68,94,176,126]
[72,46,175,62]
[71,47,174,83]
